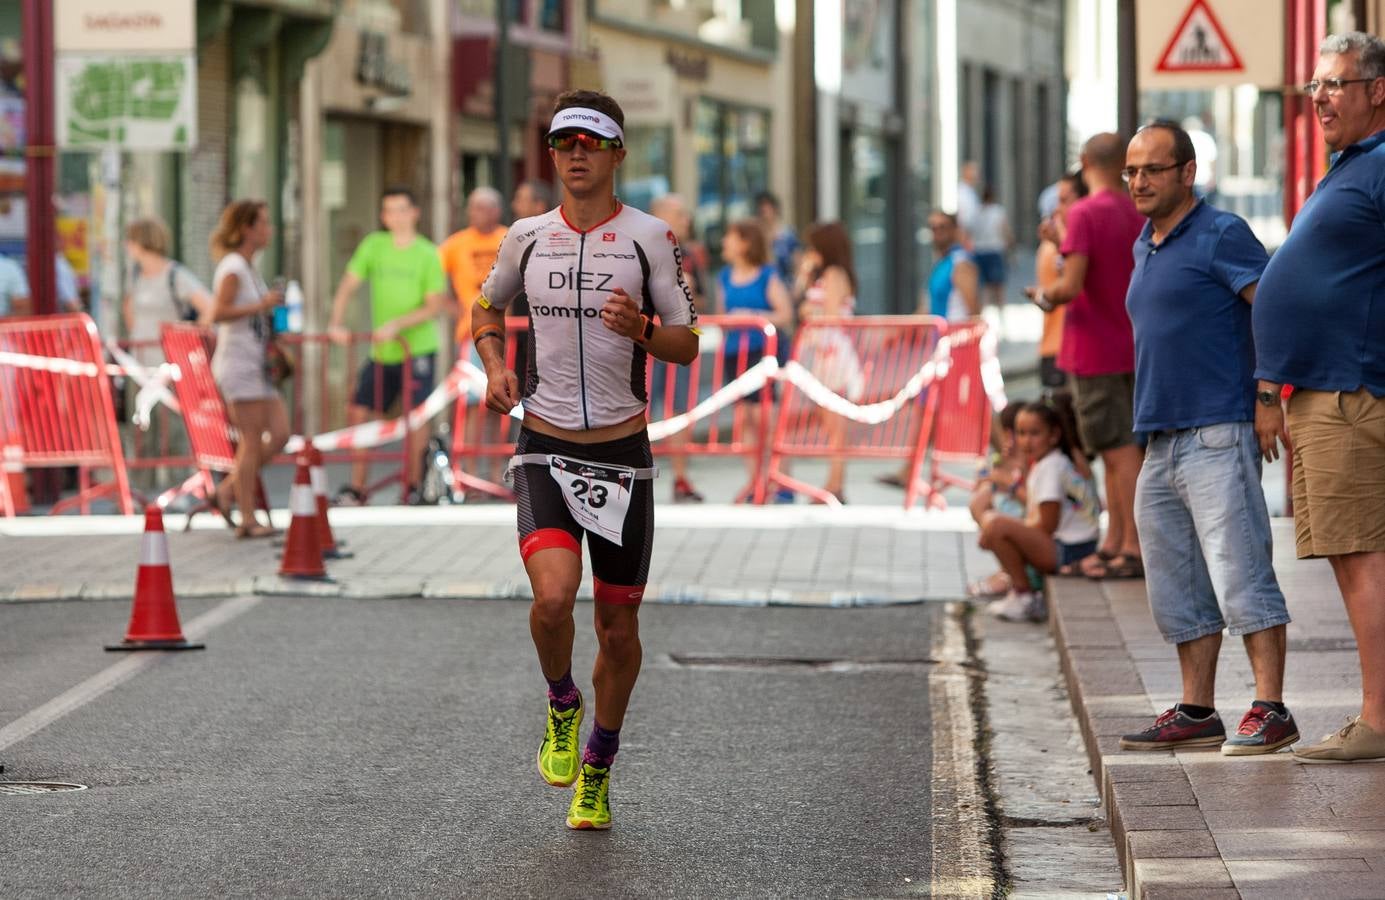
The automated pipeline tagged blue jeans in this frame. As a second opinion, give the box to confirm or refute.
[1134,422,1290,644]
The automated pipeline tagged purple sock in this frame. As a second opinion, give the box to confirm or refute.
[583,723,620,769]
[546,670,579,711]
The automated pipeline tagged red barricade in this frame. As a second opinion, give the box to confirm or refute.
[450,318,526,500]
[0,313,134,516]
[274,333,414,503]
[766,316,945,508]
[647,315,778,503]
[448,315,779,501]
[159,323,267,524]
[921,319,995,502]
[114,336,198,478]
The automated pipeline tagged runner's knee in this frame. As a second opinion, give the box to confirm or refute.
[594,610,641,658]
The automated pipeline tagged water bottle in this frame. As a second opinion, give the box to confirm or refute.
[285,280,304,333]
[271,277,289,332]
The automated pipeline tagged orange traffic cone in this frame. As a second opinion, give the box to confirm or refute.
[307,445,346,557]
[1,442,29,516]
[106,505,205,651]
[279,452,327,579]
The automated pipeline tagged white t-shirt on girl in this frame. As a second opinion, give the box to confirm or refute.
[1025,448,1101,546]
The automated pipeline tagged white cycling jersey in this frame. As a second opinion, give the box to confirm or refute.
[480,202,698,430]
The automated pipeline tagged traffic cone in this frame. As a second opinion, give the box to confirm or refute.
[278,452,327,579]
[307,445,347,557]
[106,505,205,651]
[1,442,28,515]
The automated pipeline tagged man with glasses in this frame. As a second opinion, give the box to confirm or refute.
[1116,120,1296,755]
[471,90,699,828]
[1025,133,1146,580]
[1254,32,1385,764]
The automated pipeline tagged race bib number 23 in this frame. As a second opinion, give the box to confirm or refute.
[547,455,636,546]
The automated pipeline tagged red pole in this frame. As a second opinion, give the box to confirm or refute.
[22,0,56,316]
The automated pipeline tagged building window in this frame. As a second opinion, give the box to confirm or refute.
[538,0,566,31]
[694,99,769,253]
[616,125,674,214]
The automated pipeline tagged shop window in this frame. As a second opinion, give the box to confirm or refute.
[693,99,769,255]
[538,0,566,31]
[616,125,673,215]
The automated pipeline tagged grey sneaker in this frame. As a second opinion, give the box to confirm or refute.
[1293,716,1385,764]
[1222,702,1299,756]
[1120,708,1226,751]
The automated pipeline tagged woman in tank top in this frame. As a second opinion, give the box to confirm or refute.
[791,221,861,504]
[716,219,794,501]
[208,200,289,538]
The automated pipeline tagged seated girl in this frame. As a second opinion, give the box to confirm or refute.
[977,401,1100,623]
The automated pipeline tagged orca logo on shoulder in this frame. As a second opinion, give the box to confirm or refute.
[592,252,635,260]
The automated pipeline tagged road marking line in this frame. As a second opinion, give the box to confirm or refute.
[0,595,261,752]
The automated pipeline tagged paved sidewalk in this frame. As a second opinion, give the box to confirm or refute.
[1049,519,1384,899]
[0,505,985,608]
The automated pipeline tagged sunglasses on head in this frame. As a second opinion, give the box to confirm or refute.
[547,132,622,152]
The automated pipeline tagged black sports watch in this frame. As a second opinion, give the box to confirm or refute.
[1256,389,1279,408]
[640,315,655,343]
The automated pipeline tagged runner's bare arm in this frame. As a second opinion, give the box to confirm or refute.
[601,288,697,365]
[473,298,519,414]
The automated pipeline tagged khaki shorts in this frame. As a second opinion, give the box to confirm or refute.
[1072,372,1136,454]
[1287,387,1385,559]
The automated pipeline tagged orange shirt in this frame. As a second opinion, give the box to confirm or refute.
[439,225,507,344]
[1036,239,1067,359]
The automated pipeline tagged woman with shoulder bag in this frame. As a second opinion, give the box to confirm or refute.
[121,217,215,487]
[209,199,290,538]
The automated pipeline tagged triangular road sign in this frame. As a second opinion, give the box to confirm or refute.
[1156,0,1245,73]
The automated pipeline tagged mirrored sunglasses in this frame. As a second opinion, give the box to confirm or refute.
[547,132,622,152]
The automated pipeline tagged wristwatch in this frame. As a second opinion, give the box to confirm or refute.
[638,314,655,343]
[1256,389,1279,407]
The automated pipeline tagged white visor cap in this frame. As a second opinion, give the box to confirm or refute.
[548,107,625,144]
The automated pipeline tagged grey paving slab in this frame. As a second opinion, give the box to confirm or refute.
[0,506,981,607]
[1049,518,1383,900]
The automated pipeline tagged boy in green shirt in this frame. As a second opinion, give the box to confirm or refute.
[327,185,447,504]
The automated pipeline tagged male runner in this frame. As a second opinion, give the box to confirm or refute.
[472,90,698,830]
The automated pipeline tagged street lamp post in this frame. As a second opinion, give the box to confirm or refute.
[22,0,56,316]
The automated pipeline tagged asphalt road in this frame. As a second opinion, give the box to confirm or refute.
[1,595,954,899]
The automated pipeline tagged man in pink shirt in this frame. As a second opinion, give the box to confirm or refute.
[1027,133,1146,579]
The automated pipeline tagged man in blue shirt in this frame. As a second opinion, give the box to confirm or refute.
[1117,121,1296,757]
[1254,31,1385,764]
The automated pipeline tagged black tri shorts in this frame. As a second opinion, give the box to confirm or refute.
[513,427,655,603]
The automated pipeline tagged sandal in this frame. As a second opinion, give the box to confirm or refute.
[1084,553,1145,580]
[875,473,909,489]
[1057,548,1116,577]
[235,523,279,540]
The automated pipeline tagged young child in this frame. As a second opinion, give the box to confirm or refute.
[978,401,1100,623]
[966,401,1028,598]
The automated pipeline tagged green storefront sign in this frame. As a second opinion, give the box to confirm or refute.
[56,54,197,150]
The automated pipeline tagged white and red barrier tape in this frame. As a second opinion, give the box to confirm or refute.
[7,324,1006,456]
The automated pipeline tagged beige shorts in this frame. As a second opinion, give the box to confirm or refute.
[1287,387,1385,559]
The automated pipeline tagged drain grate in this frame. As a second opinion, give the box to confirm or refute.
[0,782,88,796]
[668,653,939,672]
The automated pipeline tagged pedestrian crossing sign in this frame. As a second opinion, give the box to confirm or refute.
[1156,0,1244,73]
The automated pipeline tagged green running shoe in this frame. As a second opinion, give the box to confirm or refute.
[537,694,583,787]
[566,763,612,830]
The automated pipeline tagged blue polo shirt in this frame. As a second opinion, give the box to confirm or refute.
[1254,129,1385,394]
[1126,201,1268,432]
